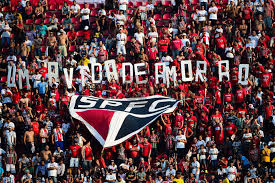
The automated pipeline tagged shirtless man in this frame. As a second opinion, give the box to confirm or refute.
[24,126,35,154]
[21,42,29,61]
[46,32,57,58]
[20,93,30,108]
[58,29,68,57]
[41,145,52,162]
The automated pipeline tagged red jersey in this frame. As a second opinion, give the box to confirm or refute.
[158,39,169,52]
[70,145,81,158]
[171,38,183,50]
[224,92,233,102]
[130,144,140,158]
[236,88,247,103]
[225,124,237,136]
[215,90,222,104]
[261,73,271,88]
[216,36,227,49]
[243,8,252,19]
[187,116,197,129]
[265,105,274,119]
[147,47,158,60]
[84,146,93,160]
[142,142,152,157]
[32,122,39,135]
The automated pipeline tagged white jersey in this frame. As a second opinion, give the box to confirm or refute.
[53,128,64,142]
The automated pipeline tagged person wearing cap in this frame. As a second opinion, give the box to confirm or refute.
[116,27,127,55]
[21,169,32,182]
[58,29,68,57]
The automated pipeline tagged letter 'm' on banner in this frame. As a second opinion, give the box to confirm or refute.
[218,60,230,82]
[238,64,249,85]
[105,60,118,81]
[155,63,166,84]
[18,69,30,90]
[47,62,59,85]
[165,66,177,87]
[181,60,193,82]
[134,63,147,84]
[122,63,133,84]
[91,63,103,83]
[7,65,16,87]
[195,61,207,82]
[63,68,74,88]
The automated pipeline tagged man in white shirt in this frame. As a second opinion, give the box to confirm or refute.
[181,33,190,47]
[197,6,208,30]
[47,157,58,183]
[105,169,116,183]
[175,129,187,159]
[209,144,219,169]
[227,162,237,182]
[5,127,16,148]
[116,28,127,55]
[208,2,218,25]
[115,11,126,26]
[191,156,200,181]
[70,0,81,16]
[165,165,176,178]
[119,0,128,13]
[81,3,90,30]
[248,31,259,48]
[134,29,145,46]
[161,53,173,66]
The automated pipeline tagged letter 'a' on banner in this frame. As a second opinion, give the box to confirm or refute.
[69,95,179,148]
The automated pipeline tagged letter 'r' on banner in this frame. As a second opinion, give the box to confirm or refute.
[122,63,133,84]
[238,64,249,85]
[63,68,74,89]
[218,60,230,82]
[134,63,147,84]
[47,62,59,85]
[181,60,193,82]
[18,69,30,90]
[105,60,119,82]
[155,63,166,84]
[195,61,207,82]
[91,63,103,83]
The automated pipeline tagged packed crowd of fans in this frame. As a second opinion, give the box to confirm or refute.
[0,0,274,182]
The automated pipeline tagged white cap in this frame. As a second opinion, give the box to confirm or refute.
[84,26,89,30]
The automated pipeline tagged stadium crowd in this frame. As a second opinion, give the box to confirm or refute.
[0,0,274,182]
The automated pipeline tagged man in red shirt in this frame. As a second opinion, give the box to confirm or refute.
[142,138,152,162]
[214,86,222,109]
[158,35,169,59]
[243,3,253,32]
[129,139,141,165]
[224,121,237,139]
[171,34,183,58]
[186,111,197,132]
[69,140,81,170]
[147,42,158,73]
[265,101,274,120]
[235,84,247,104]
[261,69,271,89]
[215,32,227,58]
